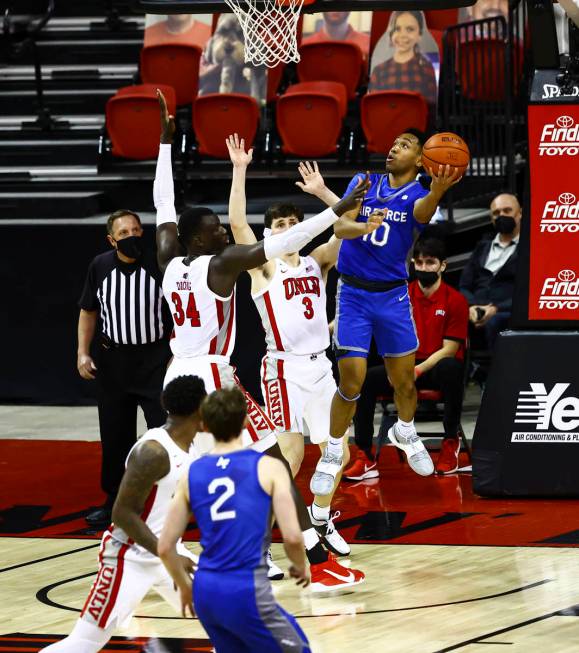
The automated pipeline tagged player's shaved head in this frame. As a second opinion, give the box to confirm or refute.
[201,387,247,442]
[178,207,216,246]
[490,193,521,217]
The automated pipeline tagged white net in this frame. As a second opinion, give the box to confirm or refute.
[223,0,305,68]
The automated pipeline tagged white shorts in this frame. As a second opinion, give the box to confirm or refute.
[261,352,337,444]
[164,355,277,453]
[80,532,190,631]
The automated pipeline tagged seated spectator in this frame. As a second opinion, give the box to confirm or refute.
[302,12,370,59]
[144,14,211,49]
[344,238,469,478]
[459,193,521,351]
[368,11,437,114]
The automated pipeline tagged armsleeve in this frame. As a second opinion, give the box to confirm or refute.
[78,260,98,311]
[154,143,177,226]
[444,292,469,342]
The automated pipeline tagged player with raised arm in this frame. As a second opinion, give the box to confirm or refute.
[43,375,206,653]
[225,133,383,557]
[154,90,365,592]
[159,387,311,652]
[301,131,462,494]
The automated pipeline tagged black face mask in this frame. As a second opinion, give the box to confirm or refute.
[494,215,517,235]
[116,235,143,259]
[415,270,439,288]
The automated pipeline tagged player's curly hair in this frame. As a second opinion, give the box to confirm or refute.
[178,207,217,247]
[161,375,207,416]
[201,387,247,442]
[264,203,304,229]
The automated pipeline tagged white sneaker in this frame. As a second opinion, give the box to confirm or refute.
[308,507,350,556]
[310,449,343,496]
[266,548,284,580]
[388,423,434,476]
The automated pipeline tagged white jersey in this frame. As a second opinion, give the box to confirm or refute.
[109,427,197,561]
[252,256,329,356]
[162,255,236,359]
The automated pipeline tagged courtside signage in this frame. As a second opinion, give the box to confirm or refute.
[540,193,579,232]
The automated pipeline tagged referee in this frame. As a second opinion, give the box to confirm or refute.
[77,209,170,528]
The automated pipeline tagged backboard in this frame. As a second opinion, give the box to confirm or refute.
[139,0,476,14]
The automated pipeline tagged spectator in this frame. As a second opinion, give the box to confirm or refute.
[467,0,509,21]
[302,12,370,58]
[369,11,437,113]
[459,193,521,351]
[144,13,211,49]
[344,238,469,478]
[77,210,170,528]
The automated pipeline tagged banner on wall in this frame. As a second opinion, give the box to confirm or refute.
[528,102,579,321]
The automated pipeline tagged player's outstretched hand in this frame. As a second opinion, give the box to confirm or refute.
[157,88,175,145]
[77,354,96,380]
[226,132,253,168]
[333,173,370,217]
[296,161,326,197]
[178,579,195,618]
[366,209,385,234]
[289,563,311,588]
[427,164,462,194]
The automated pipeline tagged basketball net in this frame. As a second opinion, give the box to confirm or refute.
[223,0,305,67]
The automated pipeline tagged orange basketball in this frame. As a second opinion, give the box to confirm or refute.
[422,132,470,177]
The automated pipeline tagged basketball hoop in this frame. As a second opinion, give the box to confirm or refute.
[223,0,311,68]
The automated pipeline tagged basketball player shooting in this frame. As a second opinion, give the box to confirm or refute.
[42,375,206,653]
[225,133,383,558]
[301,130,462,494]
[155,89,365,591]
[159,387,312,653]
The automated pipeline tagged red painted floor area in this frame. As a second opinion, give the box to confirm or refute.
[1,439,579,546]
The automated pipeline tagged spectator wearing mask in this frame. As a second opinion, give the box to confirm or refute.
[459,193,521,350]
[344,238,469,478]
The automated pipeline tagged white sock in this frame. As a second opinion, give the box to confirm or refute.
[327,436,343,457]
[303,527,320,550]
[396,418,415,438]
[42,619,112,652]
[311,503,330,522]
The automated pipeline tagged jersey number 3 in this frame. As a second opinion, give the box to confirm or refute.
[302,297,314,320]
[208,477,236,521]
[171,292,201,327]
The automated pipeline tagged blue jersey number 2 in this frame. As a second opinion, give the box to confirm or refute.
[208,477,236,521]
[362,223,390,247]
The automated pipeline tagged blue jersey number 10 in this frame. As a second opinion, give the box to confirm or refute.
[362,223,390,247]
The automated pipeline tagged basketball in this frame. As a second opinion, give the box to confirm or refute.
[422,132,470,177]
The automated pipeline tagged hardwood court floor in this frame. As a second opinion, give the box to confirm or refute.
[1,439,579,651]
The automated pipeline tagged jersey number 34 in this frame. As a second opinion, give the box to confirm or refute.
[171,292,201,327]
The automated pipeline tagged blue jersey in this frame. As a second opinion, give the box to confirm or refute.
[337,173,429,282]
[188,449,271,573]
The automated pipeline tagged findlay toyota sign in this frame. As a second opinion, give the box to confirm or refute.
[538,115,579,156]
[540,193,579,233]
[512,382,579,442]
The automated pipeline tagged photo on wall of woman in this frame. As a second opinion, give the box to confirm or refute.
[369,10,439,116]
[301,11,372,61]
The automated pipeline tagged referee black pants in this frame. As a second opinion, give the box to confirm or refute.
[96,338,170,503]
[353,357,465,453]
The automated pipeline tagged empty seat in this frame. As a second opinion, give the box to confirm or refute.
[193,93,260,158]
[140,43,202,105]
[297,41,365,99]
[361,90,428,154]
[106,84,176,160]
[277,82,347,157]
[266,63,286,103]
[424,9,459,31]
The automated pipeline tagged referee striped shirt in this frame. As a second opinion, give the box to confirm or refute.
[79,250,165,345]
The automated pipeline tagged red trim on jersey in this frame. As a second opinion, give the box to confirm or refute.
[220,296,235,355]
[277,359,291,431]
[211,363,222,389]
[99,543,130,628]
[261,358,271,416]
[80,533,111,618]
[209,300,225,354]
[132,484,159,547]
[263,291,285,352]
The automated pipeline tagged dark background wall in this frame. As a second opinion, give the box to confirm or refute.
[0,223,337,405]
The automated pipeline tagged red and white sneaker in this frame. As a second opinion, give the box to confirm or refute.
[343,449,379,481]
[310,553,365,593]
[436,437,460,475]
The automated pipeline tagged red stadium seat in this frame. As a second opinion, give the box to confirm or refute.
[140,43,202,106]
[297,41,365,99]
[106,84,176,160]
[276,82,347,157]
[361,90,428,154]
[424,9,459,31]
[267,63,286,103]
[457,37,523,102]
[193,93,260,158]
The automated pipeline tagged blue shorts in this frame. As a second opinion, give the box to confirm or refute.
[194,568,310,653]
[333,279,418,359]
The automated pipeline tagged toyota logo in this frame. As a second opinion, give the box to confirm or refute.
[559,192,576,204]
[556,115,574,128]
[558,269,576,281]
